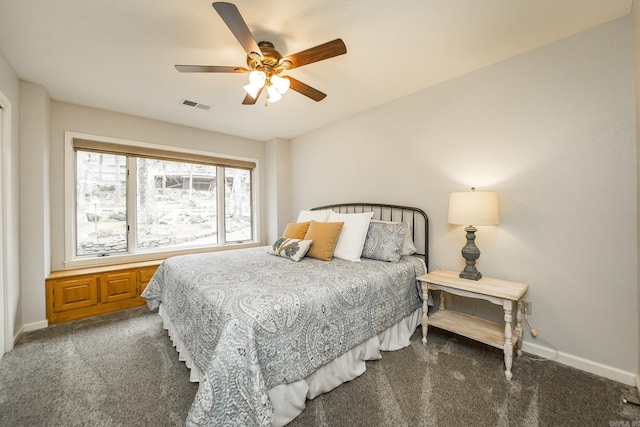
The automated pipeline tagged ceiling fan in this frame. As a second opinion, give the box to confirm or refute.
[176,2,347,105]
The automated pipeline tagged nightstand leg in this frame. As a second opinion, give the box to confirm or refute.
[515,300,524,357]
[503,301,514,381]
[421,286,429,344]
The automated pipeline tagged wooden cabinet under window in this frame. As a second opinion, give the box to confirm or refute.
[46,260,163,324]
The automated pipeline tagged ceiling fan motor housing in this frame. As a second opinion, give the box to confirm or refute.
[246,41,291,74]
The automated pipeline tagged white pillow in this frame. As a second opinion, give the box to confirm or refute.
[327,211,374,262]
[371,220,417,256]
[297,209,331,223]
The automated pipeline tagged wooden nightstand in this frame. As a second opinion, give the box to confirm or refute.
[417,269,529,380]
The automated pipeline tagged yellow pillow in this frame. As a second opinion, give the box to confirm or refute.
[304,220,344,261]
[282,221,310,240]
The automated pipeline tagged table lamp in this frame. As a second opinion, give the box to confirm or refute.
[447,188,500,280]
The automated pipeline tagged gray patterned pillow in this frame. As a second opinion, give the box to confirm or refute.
[361,221,408,262]
[268,238,313,262]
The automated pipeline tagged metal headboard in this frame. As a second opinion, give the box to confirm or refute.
[311,203,429,271]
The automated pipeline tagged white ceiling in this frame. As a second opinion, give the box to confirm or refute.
[0,0,632,141]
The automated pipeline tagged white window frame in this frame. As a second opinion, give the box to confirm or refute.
[64,131,260,269]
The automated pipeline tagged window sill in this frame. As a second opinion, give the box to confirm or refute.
[63,241,261,270]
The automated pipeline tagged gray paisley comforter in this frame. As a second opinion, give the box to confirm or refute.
[142,246,426,426]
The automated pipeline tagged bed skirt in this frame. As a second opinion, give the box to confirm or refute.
[157,304,421,426]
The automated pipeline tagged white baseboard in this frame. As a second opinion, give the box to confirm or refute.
[22,319,48,333]
[636,374,640,398]
[12,327,23,346]
[522,340,637,386]
[12,319,48,346]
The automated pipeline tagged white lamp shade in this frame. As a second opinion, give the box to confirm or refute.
[447,191,500,226]
[243,82,261,99]
[271,75,290,94]
[266,84,282,102]
[248,70,266,86]
[243,71,266,98]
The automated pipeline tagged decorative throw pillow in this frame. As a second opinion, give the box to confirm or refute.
[327,211,374,262]
[282,221,310,239]
[268,238,313,262]
[370,220,417,256]
[303,220,344,261]
[362,221,408,262]
[297,209,331,223]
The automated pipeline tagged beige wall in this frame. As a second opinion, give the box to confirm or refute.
[19,82,50,330]
[264,138,292,243]
[291,18,638,384]
[0,48,21,351]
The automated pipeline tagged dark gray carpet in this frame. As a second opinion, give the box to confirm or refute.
[1,307,638,426]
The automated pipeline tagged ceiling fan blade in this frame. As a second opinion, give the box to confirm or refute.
[242,87,263,105]
[286,76,327,102]
[212,2,262,59]
[175,65,249,73]
[281,39,347,70]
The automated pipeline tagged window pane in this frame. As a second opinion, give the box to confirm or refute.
[137,158,218,252]
[225,168,252,242]
[76,151,127,256]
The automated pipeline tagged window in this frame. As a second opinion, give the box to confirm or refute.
[135,158,220,253]
[67,134,257,265]
[76,151,128,256]
[225,168,252,242]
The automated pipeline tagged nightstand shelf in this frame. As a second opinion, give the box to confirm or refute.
[428,309,520,350]
[418,269,529,381]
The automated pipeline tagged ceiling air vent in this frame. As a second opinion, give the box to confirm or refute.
[181,99,211,110]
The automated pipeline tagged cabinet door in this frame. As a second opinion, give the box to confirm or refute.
[138,268,157,296]
[100,271,137,303]
[53,277,99,313]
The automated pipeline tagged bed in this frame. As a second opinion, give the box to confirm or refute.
[142,203,429,426]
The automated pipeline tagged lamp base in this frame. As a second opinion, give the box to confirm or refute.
[459,269,482,281]
[459,226,482,281]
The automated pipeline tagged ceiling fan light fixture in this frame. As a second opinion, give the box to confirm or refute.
[243,70,266,98]
[271,75,290,94]
[266,84,282,103]
[243,83,261,99]
[249,70,266,86]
